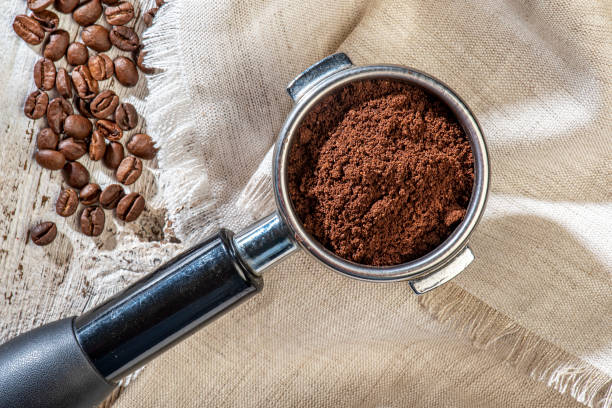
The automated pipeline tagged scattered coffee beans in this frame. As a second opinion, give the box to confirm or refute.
[89,130,106,161]
[143,8,158,27]
[13,15,45,45]
[36,149,66,170]
[62,161,90,188]
[28,0,54,12]
[31,10,60,32]
[81,24,111,53]
[100,184,124,209]
[66,42,89,66]
[30,221,57,246]
[56,188,79,217]
[54,0,79,14]
[36,127,59,150]
[88,53,114,80]
[63,114,92,139]
[24,90,48,119]
[34,58,56,91]
[103,141,124,169]
[47,96,73,133]
[109,25,139,51]
[116,156,142,185]
[79,183,101,205]
[288,79,474,266]
[96,119,122,141]
[80,206,105,236]
[56,68,72,98]
[58,137,87,160]
[126,133,156,160]
[113,56,138,87]
[90,90,119,119]
[43,29,69,61]
[133,47,154,74]
[73,0,103,26]
[73,96,93,118]
[115,102,137,130]
[116,192,144,222]
[72,64,99,99]
[104,2,134,25]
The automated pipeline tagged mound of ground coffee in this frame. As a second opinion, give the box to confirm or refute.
[288,79,474,266]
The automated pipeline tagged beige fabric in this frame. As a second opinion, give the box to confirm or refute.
[113,0,612,406]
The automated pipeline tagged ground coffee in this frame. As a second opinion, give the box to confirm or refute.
[288,79,474,266]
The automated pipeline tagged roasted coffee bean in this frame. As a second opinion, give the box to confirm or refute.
[79,183,101,205]
[90,90,119,119]
[27,0,54,12]
[105,2,134,25]
[24,90,48,119]
[66,42,88,66]
[58,137,87,160]
[89,129,106,160]
[143,7,158,27]
[31,10,59,32]
[64,114,92,139]
[33,58,56,91]
[113,56,138,87]
[103,141,124,169]
[116,156,142,185]
[30,222,57,246]
[116,192,145,222]
[102,0,120,4]
[99,184,124,208]
[88,53,113,80]
[96,119,122,141]
[72,65,98,99]
[109,26,139,51]
[115,102,137,130]
[80,206,104,236]
[55,68,72,98]
[43,29,69,61]
[54,0,79,13]
[73,96,93,118]
[127,133,157,160]
[13,15,45,45]
[46,97,73,133]
[73,0,102,26]
[36,127,59,150]
[133,47,154,74]
[81,25,111,52]
[35,149,66,170]
[62,161,90,188]
[56,188,78,216]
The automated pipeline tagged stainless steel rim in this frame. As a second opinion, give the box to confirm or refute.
[274,64,490,281]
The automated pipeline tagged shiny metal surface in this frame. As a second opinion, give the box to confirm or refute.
[233,212,298,276]
[275,53,490,285]
[287,53,353,102]
[409,247,474,294]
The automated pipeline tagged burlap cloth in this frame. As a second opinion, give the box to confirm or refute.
[0,0,610,407]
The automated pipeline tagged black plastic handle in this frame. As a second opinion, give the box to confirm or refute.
[0,229,262,408]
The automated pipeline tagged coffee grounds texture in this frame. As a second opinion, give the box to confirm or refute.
[288,79,474,266]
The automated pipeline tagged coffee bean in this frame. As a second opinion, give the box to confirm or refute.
[99,184,124,208]
[96,119,122,141]
[34,58,56,91]
[116,156,142,185]
[72,65,99,99]
[127,133,157,160]
[133,47,154,74]
[79,183,101,205]
[89,129,106,161]
[66,42,88,66]
[56,188,78,216]
[156,0,165,6]
[116,192,145,222]
[31,10,59,32]
[36,149,66,170]
[102,0,120,4]
[103,141,124,169]
[113,56,138,87]
[54,0,78,13]
[143,7,158,27]
[80,206,104,236]
[58,137,87,160]
[62,161,90,188]
[109,26,139,51]
[73,96,93,118]
[37,127,59,150]
[30,221,57,246]
[105,2,134,25]
[46,97,73,133]
[27,0,54,12]
[115,103,137,130]
[88,53,113,80]
[56,68,72,98]
[24,90,48,119]
[43,29,69,61]
[13,15,45,45]
[64,114,92,139]
[81,25,111,52]
[90,90,119,119]
[73,0,102,26]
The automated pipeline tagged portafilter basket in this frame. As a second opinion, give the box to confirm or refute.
[0,53,489,408]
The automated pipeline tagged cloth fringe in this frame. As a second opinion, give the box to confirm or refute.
[419,283,612,408]
[236,147,276,218]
